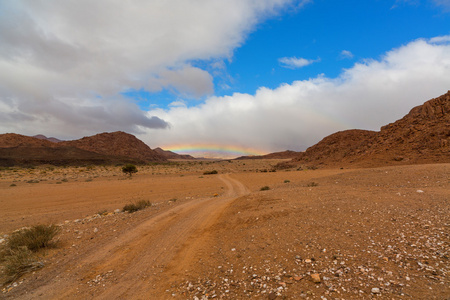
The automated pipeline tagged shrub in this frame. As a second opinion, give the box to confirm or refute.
[0,224,59,284]
[7,225,60,252]
[307,182,319,187]
[203,170,218,175]
[122,164,138,177]
[2,247,43,283]
[260,186,270,191]
[123,200,151,213]
[284,180,290,183]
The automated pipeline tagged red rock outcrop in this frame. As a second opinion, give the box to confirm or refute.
[280,91,450,168]
[60,131,166,162]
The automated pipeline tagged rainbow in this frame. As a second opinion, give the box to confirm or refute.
[163,144,267,158]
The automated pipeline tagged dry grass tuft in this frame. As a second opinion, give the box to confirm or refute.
[7,225,60,252]
[0,224,59,284]
[123,200,152,213]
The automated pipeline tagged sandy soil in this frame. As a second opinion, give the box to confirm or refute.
[0,161,449,299]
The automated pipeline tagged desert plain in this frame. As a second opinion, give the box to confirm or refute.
[0,160,448,299]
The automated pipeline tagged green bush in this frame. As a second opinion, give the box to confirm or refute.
[260,186,270,191]
[123,200,151,213]
[122,164,138,177]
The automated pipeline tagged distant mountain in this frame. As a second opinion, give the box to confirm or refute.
[0,133,56,148]
[60,131,166,162]
[235,150,300,160]
[0,131,166,166]
[32,134,63,143]
[153,147,195,160]
[278,91,450,168]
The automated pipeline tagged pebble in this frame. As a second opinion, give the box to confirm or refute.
[371,287,381,294]
[311,274,321,283]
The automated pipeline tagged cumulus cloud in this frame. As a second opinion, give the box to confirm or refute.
[142,37,450,156]
[147,65,214,98]
[0,0,300,138]
[279,56,320,69]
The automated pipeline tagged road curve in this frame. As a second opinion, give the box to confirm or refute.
[14,174,249,299]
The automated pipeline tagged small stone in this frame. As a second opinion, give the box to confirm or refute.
[294,276,303,281]
[305,259,312,263]
[311,274,321,283]
[416,190,424,193]
[93,228,98,233]
[268,292,277,300]
[114,209,121,213]
[371,287,381,294]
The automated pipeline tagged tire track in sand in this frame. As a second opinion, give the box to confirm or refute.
[18,174,249,299]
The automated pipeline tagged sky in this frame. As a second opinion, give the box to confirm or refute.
[0,0,449,158]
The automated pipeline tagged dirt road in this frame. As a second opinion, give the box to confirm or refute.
[10,174,249,299]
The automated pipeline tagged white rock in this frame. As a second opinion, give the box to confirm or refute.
[416,190,424,193]
[371,287,381,294]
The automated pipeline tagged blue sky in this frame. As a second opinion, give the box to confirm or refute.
[125,0,450,110]
[1,0,450,158]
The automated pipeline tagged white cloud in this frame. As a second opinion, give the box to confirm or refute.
[279,56,320,69]
[147,65,214,98]
[142,37,450,156]
[340,50,354,59]
[429,35,450,43]
[0,0,300,137]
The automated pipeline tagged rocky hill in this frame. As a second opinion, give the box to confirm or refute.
[59,132,165,162]
[279,91,450,168]
[235,150,300,160]
[0,131,166,166]
[153,147,195,160]
[33,134,63,143]
[0,133,57,148]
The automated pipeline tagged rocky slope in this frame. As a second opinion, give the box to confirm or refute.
[0,132,166,166]
[60,131,166,162]
[32,134,63,143]
[0,133,57,148]
[279,91,450,168]
[154,147,195,160]
[236,150,300,160]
